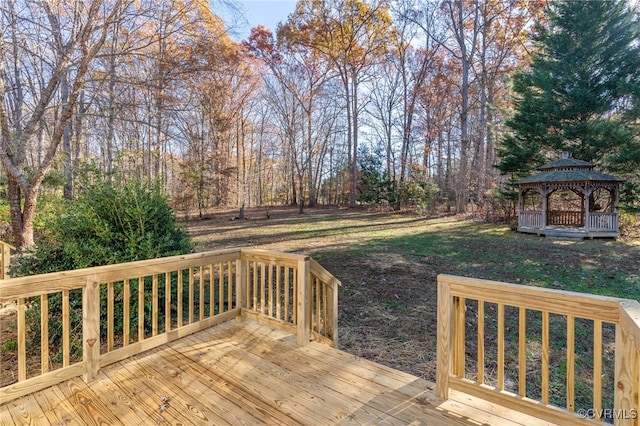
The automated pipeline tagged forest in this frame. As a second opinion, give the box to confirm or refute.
[1,0,639,249]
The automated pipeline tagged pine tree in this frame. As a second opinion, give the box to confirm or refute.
[497,0,640,204]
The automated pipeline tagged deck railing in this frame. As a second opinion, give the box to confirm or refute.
[437,274,640,425]
[0,248,340,403]
[239,250,339,346]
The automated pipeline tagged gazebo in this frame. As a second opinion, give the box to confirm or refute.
[516,152,624,238]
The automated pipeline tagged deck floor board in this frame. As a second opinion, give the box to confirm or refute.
[1,319,557,425]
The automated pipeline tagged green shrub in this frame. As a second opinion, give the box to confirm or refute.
[12,181,193,354]
[14,181,192,275]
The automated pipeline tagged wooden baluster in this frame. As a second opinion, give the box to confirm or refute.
[323,282,328,337]
[259,263,265,315]
[268,263,274,317]
[227,261,233,311]
[189,268,194,323]
[41,294,49,374]
[219,262,225,315]
[477,300,484,385]
[152,275,159,336]
[177,271,183,328]
[138,278,144,341]
[252,262,258,312]
[284,267,290,322]
[17,297,26,381]
[518,307,526,396]
[453,296,466,377]
[63,290,70,365]
[165,272,171,331]
[108,282,115,350]
[593,319,603,420]
[209,264,215,316]
[123,279,130,346]
[199,266,204,321]
[542,311,549,404]
[498,303,504,390]
[293,267,298,324]
[567,315,575,412]
[276,265,282,320]
[315,277,321,334]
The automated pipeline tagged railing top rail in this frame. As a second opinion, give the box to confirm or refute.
[240,248,307,268]
[0,241,15,250]
[0,248,242,302]
[438,274,624,323]
[0,247,341,302]
[310,258,342,288]
[240,248,308,260]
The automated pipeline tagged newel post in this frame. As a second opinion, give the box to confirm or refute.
[0,241,14,280]
[83,275,101,383]
[436,276,452,399]
[236,257,247,322]
[296,256,310,346]
[327,282,338,347]
[615,301,640,425]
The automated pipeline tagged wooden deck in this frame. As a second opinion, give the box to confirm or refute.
[0,319,556,425]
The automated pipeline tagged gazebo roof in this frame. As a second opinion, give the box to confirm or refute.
[538,157,594,170]
[516,152,624,185]
[517,169,624,185]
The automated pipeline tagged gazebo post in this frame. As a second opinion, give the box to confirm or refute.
[585,187,593,231]
[541,187,549,232]
[614,184,621,231]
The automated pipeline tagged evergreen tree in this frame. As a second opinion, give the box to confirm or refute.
[497,0,640,204]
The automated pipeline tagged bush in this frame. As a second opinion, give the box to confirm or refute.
[619,211,640,240]
[12,181,193,354]
[14,181,192,275]
[357,151,397,206]
[399,165,439,215]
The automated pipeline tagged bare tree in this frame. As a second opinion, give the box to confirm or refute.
[0,0,126,248]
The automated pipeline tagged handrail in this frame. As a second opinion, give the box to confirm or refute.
[437,274,640,425]
[0,248,339,404]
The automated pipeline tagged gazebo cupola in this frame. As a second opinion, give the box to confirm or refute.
[516,152,624,238]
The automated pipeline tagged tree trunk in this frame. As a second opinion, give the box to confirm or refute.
[350,70,359,208]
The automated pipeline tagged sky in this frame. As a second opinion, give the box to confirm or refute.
[234,0,298,40]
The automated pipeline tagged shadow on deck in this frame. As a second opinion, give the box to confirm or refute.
[0,319,554,425]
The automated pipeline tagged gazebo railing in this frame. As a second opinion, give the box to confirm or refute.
[520,211,618,232]
[548,210,584,226]
[518,211,543,229]
[588,212,618,231]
